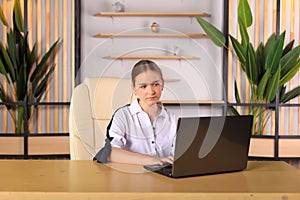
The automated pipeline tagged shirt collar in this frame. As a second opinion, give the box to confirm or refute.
[129,98,167,118]
[129,98,143,115]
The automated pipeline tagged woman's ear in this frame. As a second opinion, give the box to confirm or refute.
[131,84,136,95]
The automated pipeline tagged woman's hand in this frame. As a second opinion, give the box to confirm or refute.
[151,156,173,165]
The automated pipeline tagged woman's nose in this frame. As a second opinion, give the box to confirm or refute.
[147,86,155,94]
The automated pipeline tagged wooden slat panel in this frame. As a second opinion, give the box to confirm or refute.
[45,0,51,134]
[296,0,300,138]
[0,0,73,156]
[280,0,300,137]
[63,0,70,133]
[1,0,13,133]
[54,0,60,132]
[24,0,73,134]
[228,0,300,137]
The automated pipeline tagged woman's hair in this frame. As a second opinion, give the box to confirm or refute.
[131,60,164,86]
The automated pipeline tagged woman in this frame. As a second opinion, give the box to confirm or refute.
[94,60,177,165]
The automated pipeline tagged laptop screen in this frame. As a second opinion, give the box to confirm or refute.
[172,115,253,177]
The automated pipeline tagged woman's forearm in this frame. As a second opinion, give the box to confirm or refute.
[109,147,173,165]
[109,147,156,165]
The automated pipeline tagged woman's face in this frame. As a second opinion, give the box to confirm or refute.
[133,70,164,108]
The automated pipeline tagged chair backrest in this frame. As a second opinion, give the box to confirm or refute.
[69,77,133,160]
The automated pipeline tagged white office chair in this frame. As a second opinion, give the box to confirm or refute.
[69,77,133,160]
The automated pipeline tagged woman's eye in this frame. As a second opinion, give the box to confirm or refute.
[140,85,146,89]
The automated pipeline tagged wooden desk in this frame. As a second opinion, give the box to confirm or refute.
[0,160,299,200]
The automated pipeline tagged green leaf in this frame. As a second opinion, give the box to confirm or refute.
[263,34,276,68]
[230,35,246,64]
[0,6,8,26]
[0,43,16,82]
[0,89,7,102]
[238,0,253,27]
[0,85,7,101]
[0,86,12,110]
[264,34,276,49]
[279,85,286,103]
[18,33,30,75]
[16,105,24,133]
[264,31,285,74]
[280,45,300,77]
[245,43,258,84]
[30,40,59,83]
[0,58,11,84]
[281,86,300,103]
[280,60,300,85]
[255,42,264,79]
[26,43,36,76]
[33,64,55,99]
[238,19,249,47]
[13,24,23,44]
[16,66,26,100]
[13,0,24,33]
[265,65,281,102]
[257,69,271,99]
[227,105,240,116]
[234,80,241,103]
[27,103,32,120]
[7,31,18,71]
[196,17,226,47]
[282,40,294,57]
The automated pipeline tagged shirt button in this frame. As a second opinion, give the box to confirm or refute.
[152,141,155,144]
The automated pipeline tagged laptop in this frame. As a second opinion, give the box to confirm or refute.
[144,115,253,178]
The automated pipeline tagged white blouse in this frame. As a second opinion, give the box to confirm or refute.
[108,98,177,157]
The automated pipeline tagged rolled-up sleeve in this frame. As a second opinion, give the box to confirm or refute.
[108,110,127,148]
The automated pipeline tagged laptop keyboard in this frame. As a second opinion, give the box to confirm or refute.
[156,164,173,176]
[143,163,173,177]
[144,163,172,172]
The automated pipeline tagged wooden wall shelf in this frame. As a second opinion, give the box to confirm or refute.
[164,78,180,83]
[94,12,211,17]
[93,33,208,38]
[161,100,225,105]
[103,55,200,60]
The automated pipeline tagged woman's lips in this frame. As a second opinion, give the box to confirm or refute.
[146,96,157,100]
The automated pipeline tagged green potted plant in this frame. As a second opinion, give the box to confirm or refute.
[196,0,300,135]
[0,0,59,133]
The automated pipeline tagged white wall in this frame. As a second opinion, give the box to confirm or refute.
[79,0,225,117]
